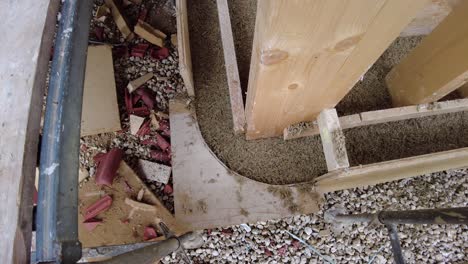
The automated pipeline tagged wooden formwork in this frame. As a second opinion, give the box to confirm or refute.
[172,0,468,230]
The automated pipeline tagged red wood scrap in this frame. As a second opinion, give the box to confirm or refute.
[94,148,123,186]
[150,47,169,60]
[150,150,170,163]
[143,226,158,240]
[94,26,105,41]
[83,218,102,231]
[163,184,173,195]
[132,106,150,117]
[131,43,149,58]
[155,133,170,151]
[136,120,151,137]
[84,195,113,221]
[132,94,142,105]
[135,87,155,109]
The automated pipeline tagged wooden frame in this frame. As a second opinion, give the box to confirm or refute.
[0,0,60,263]
[244,0,429,140]
[284,99,468,140]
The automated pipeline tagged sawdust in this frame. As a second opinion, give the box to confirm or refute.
[267,186,298,213]
[187,0,468,185]
[331,130,348,167]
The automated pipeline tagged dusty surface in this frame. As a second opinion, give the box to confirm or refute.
[188,0,468,184]
[187,0,327,185]
[163,169,468,263]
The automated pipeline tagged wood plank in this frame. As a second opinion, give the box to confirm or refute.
[134,20,165,47]
[317,109,349,171]
[81,45,121,137]
[245,0,428,139]
[170,99,322,230]
[284,99,468,140]
[315,147,468,193]
[0,1,60,263]
[216,0,246,133]
[78,162,187,248]
[176,0,194,97]
[386,0,468,107]
[401,0,460,36]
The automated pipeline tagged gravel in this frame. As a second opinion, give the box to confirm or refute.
[162,169,467,264]
[81,1,467,263]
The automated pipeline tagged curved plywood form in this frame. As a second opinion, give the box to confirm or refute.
[170,99,322,230]
[170,98,468,230]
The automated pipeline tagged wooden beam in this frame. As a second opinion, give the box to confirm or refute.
[216,0,246,133]
[104,0,134,41]
[0,0,60,263]
[386,0,468,107]
[245,0,428,139]
[315,147,468,193]
[317,109,349,171]
[176,0,195,97]
[401,0,460,37]
[284,99,468,140]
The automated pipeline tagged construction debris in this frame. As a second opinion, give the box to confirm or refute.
[104,0,134,41]
[94,148,123,186]
[125,197,157,212]
[171,34,177,47]
[130,43,150,57]
[127,72,154,93]
[137,188,145,201]
[79,168,89,183]
[138,159,171,184]
[143,226,158,240]
[81,45,121,136]
[134,20,166,47]
[95,5,110,21]
[129,115,145,135]
[83,219,102,232]
[150,47,170,60]
[84,195,113,221]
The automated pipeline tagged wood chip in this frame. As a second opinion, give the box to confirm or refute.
[127,72,154,93]
[129,115,145,135]
[134,20,166,47]
[124,198,156,212]
[137,188,144,201]
[104,0,134,41]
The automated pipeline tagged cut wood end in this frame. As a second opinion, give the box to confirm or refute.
[134,20,166,47]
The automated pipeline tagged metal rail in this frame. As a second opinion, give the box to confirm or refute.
[36,0,93,262]
[330,207,468,264]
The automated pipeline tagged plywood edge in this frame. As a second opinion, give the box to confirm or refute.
[170,99,322,230]
[400,0,460,37]
[216,0,246,133]
[284,98,468,140]
[176,0,194,97]
[314,147,468,193]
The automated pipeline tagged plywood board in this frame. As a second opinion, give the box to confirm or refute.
[81,45,121,136]
[170,99,322,230]
[284,99,468,140]
[245,0,428,139]
[0,0,60,263]
[78,162,187,248]
[176,0,194,96]
[386,0,468,106]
